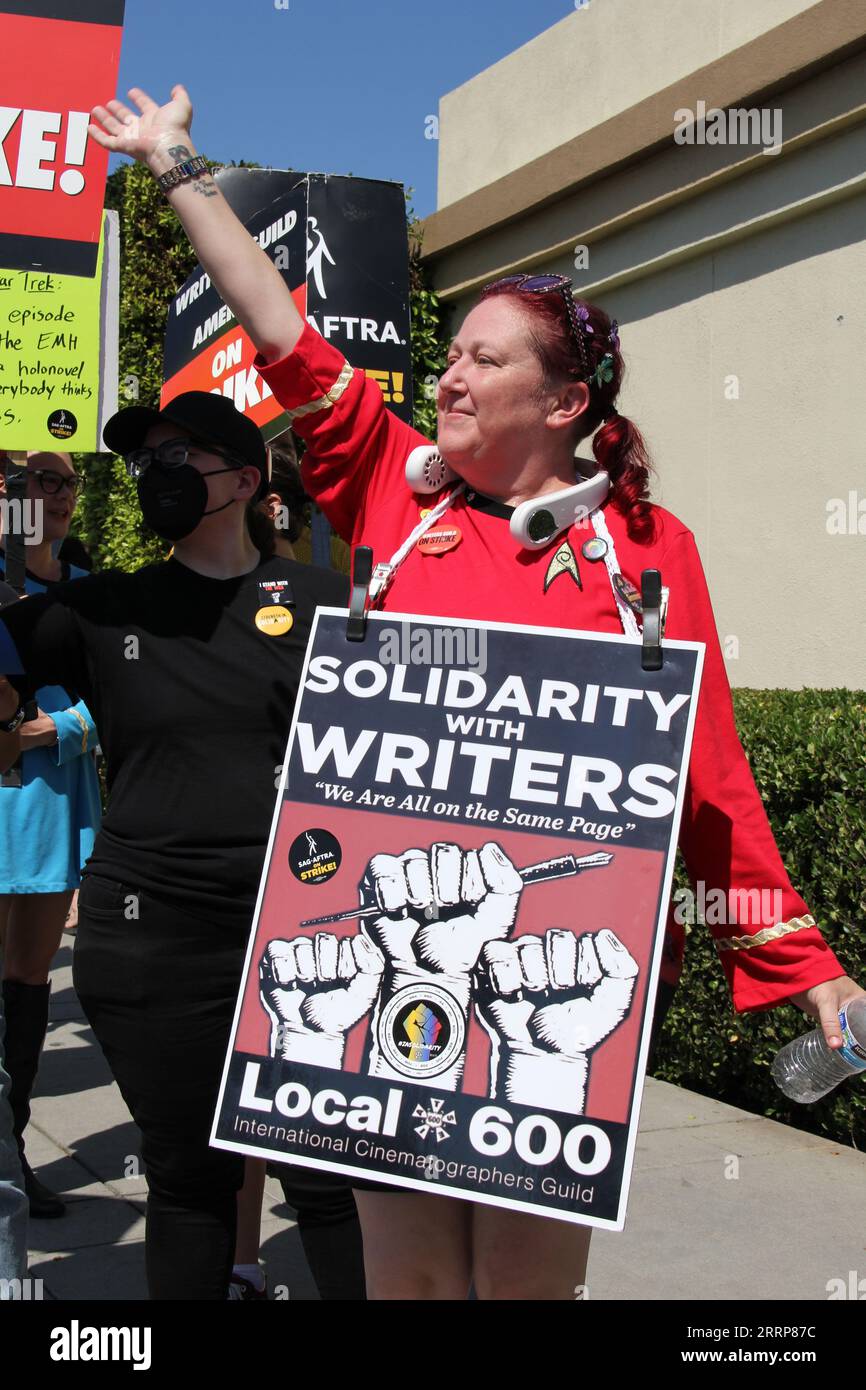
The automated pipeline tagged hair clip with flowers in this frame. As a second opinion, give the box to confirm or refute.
[593,353,615,388]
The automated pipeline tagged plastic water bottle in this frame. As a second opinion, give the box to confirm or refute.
[771,996,866,1102]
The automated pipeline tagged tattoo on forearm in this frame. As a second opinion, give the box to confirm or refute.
[166,143,217,196]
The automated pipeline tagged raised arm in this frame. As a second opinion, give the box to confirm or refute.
[89,85,303,364]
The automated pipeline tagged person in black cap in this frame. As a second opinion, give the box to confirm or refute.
[0,392,349,1299]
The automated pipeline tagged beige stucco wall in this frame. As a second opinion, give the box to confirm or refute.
[588,197,866,690]
[429,5,866,689]
[438,0,818,207]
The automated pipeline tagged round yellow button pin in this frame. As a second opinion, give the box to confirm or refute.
[255,605,294,636]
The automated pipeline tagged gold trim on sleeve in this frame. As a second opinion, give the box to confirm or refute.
[69,708,89,754]
[715,914,817,952]
[284,363,355,424]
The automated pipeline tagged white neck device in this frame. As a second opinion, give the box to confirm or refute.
[405,445,611,550]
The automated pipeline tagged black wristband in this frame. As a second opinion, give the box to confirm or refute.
[0,704,25,734]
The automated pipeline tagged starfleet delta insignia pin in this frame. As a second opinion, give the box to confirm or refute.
[544,539,582,593]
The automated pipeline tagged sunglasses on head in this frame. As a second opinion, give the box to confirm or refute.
[124,437,247,480]
[481,273,597,378]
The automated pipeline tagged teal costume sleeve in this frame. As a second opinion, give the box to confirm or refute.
[47,699,98,767]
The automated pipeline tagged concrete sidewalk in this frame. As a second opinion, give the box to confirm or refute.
[23,931,866,1301]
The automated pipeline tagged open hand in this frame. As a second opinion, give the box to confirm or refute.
[89,85,194,165]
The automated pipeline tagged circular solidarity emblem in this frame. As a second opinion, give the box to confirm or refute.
[288,828,342,886]
[255,604,294,636]
[377,982,466,1079]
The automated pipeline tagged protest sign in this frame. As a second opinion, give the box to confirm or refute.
[0,210,119,451]
[0,1,125,277]
[162,170,413,432]
[213,611,704,1229]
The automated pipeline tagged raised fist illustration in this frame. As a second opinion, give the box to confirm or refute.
[360,842,523,985]
[475,928,639,1114]
[260,932,383,1069]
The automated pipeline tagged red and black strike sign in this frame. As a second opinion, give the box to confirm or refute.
[0,1,125,278]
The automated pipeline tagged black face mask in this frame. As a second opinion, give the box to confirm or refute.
[136,463,238,542]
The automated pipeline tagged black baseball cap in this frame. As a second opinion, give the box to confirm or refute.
[103,392,270,498]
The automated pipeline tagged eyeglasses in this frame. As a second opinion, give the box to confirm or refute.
[124,438,245,480]
[481,273,593,378]
[29,469,83,496]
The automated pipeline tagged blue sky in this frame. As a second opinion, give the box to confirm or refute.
[112,0,579,217]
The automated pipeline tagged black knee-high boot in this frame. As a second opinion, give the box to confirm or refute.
[1,979,65,1217]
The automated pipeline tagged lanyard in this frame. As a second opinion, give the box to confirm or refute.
[368,483,466,603]
[587,508,641,640]
[367,484,650,641]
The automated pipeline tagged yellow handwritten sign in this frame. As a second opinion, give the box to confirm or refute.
[0,212,118,451]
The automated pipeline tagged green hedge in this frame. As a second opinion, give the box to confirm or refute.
[652,688,866,1149]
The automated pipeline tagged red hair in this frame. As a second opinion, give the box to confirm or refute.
[479,282,655,541]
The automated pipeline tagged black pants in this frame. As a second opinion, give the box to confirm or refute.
[74,875,247,1300]
[272,1163,367,1300]
[73,874,367,1300]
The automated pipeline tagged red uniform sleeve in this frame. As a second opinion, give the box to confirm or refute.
[662,529,846,1012]
[256,324,429,544]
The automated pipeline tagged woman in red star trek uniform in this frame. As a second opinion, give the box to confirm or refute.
[80,84,864,1301]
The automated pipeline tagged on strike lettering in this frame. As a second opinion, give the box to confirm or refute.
[0,109,90,195]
